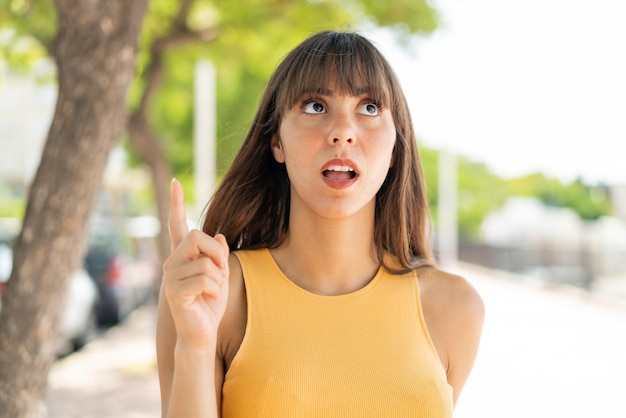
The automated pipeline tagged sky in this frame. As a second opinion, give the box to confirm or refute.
[373,0,626,185]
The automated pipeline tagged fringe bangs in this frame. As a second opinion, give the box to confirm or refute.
[276,32,392,112]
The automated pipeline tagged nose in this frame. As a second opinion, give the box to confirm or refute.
[327,113,356,145]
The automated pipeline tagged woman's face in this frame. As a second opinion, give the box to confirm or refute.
[271,84,396,221]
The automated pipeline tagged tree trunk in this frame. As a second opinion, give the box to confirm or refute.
[126,14,218,264]
[0,1,148,416]
[128,115,173,263]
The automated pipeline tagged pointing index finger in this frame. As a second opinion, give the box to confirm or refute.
[169,178,189,251]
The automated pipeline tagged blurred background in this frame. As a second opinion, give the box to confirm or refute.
[0,0,625,417]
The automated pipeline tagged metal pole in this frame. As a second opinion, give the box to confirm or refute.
[438,149,458,270]
[193,60,217,220]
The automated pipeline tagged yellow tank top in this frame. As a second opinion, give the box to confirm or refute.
[222,249,453,417]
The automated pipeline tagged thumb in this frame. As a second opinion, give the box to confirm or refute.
[214,234,230,265]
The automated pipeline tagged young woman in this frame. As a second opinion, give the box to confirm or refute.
[157,30,484,417]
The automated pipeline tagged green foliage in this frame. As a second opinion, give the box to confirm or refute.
[420,148,510,238]
[357,0,439,40]
[0,181,25,217]
[0,0,57,41]
[133,0,438,177]
[1,0,613,237]
[0,0,55,73]
[2,0,439,177]
[507,173,612,220]
[420,149,613,238]
[456,157,510,237]
[0,196,25,218]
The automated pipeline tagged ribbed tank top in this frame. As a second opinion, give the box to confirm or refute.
[222,248,453,417]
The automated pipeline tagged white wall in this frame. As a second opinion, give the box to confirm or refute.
[0,64,57,185]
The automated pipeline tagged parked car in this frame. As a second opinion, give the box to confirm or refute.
[0,212,158,336]
[57,268,100,356]
[84,216,157,325]
[0,241,99,356]
[0,242,11,312]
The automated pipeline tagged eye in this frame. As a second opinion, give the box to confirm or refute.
[358,102,380,116]
[302,101,326,114]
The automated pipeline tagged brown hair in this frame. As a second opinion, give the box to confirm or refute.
[202,30,433,272]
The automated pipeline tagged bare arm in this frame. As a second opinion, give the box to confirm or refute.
[420,268,485,406]
[156,179,229,417]
[443,277,484,406]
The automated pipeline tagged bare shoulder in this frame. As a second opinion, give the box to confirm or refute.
[418,266,484,321]
[417,266,484,404]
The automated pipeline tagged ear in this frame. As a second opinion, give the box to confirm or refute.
[271,134,285,163]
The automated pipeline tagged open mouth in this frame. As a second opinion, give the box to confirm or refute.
[322,165,357,180]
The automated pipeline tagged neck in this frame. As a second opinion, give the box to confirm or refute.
[271,206,380,296]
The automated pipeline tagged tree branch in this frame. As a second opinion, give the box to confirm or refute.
[152,26,219,53]
[173,0,195,29]
[133,23,218,122]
